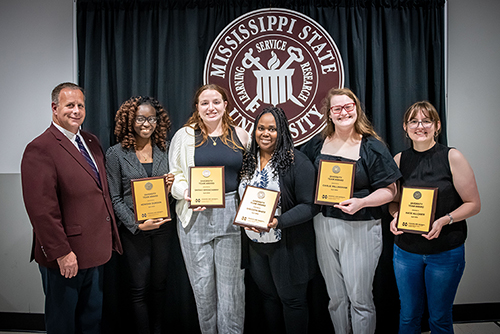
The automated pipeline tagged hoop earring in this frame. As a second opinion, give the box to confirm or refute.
[405,132,409,139]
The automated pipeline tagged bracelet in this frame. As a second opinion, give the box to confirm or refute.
[446,213,454,225]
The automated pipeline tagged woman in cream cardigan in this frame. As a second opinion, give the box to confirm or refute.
[169,84,249,334]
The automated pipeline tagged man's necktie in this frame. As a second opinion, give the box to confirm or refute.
[75,135,101,186]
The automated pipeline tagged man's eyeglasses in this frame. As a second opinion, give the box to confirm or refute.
[135,116,157,124]
[330,103,356,114]
[407,119,433,129]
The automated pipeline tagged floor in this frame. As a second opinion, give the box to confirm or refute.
[425,321,500,333]
[1,322,499,333]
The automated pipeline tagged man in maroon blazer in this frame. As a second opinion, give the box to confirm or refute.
[21,82,122,334]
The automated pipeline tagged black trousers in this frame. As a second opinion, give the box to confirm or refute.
[39,264,103,334]
[119,222,175,334]
[248,241,309,334]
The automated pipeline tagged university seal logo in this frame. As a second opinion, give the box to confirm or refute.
[204,8,344,145]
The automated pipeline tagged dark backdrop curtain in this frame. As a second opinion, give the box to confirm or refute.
[77,1,445,333]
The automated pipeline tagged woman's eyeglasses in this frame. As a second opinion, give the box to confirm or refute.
[135,116,157,124]
[407,119,433,129]
[330,103,356,114]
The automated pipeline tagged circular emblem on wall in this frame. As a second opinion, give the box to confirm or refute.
[413,191,422,200]
[145,182,153,191]
[204,8,344,146]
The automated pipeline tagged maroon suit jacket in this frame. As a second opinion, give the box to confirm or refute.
[21,124,122,269]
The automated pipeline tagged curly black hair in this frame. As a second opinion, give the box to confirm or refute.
[240,106,294,181]
[114,96,171,151]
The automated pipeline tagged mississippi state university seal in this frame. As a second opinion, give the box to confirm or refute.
[204,8,344,145]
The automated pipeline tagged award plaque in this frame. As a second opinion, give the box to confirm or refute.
[131,176,170,221]
[315,160,356,205]
[233,185,280,232]
[189,166,225,208]
[397,186,438,234]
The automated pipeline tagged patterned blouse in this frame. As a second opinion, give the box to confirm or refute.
[238,151,282,243]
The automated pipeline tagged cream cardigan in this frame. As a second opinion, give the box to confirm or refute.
[169,126,196,227]
[168,125,249,227]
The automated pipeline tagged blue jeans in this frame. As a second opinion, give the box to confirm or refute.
[393,244,465,334]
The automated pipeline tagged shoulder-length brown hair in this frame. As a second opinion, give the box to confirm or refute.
[403,101,442,136]
[185,84,242,150]
[114,96,171,151]
[321,87,382,141]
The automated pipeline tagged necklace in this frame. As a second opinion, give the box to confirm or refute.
[136,147,152,162]
[209,136,218,146]
[135,138,153,162]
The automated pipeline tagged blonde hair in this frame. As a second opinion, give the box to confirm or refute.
[321,87,382,141]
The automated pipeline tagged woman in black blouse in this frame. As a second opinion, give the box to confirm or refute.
[389,101,480,333]
[239,106,316,334]
[304,88,401,334]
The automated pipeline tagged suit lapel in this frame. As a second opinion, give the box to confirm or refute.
[124,145,165,178]
[49,125,102,188]
[81,132,105,187]
[123,148,147,177]
[152,145,165,176]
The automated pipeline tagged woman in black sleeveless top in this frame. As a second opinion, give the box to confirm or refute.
[169,84,249,333]
[389,101,481,334]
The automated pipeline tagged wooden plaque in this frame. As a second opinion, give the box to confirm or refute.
[397,186,438,234]
[189,166,225,208]
[315,160,355,205]
[233,185,280,232]
[131,176,170,221]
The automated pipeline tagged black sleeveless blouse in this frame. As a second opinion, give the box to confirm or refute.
[194,127,243,193]
[395,143,467,254]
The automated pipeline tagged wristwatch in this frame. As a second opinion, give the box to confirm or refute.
[446,213,454,225]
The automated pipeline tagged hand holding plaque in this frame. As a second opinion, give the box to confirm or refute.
[189,166,225,208]
[234,185,280,232]
[315,160,355,205]
[397,186,438,234]
[131,176,171,221]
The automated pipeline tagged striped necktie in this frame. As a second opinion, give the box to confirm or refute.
[75,135,101,187]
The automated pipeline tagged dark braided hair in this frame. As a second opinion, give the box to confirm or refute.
[114,96,171,151]
[241,106,294,181]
